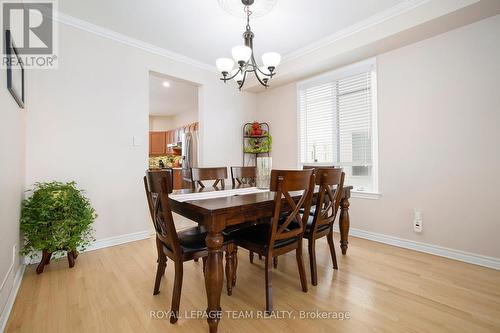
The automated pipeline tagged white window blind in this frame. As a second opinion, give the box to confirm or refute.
[298,60,377,192]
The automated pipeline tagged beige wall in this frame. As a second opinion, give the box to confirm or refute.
[25,22,257,242]
[0,65,25,318]
[149,108,198,132]
[149,115,173,131]
[257,82,298,169]
[256,15,500,259]
[171,108,198,129]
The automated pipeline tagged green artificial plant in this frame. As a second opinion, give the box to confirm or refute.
[20,181,97,258]
[244,135,272,153]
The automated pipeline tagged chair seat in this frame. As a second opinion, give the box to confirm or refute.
[289,215,330,238]
[167,226,232,254]
[178,226,208,250]
[299,206,316,216]
[233,223,298,250]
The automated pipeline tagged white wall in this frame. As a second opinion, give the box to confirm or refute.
[25,21,257,241]
[0,64,25,319]
[256,15,500,259]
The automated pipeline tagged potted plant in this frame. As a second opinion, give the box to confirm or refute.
[20,181,97,274]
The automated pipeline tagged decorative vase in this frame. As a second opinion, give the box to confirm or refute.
[256,157,272,189]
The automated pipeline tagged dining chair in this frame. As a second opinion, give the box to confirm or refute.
[232,169,314,312]
[301,165,335,216]
[144,170,236,324]
[189,167,228,188]
[229,166,264,264]
[301,168,344,285]
[230,166,256,187]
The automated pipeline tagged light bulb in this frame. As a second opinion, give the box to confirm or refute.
[216,57,234,74]
[262,52,281,71]
[231,45,252,64]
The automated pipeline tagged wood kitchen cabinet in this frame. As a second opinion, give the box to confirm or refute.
[149,131,166,155]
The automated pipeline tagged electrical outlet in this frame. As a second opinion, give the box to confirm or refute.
[413,208,423,233]
[12,244,17,262]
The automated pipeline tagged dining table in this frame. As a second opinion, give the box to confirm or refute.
[169,184,353,333]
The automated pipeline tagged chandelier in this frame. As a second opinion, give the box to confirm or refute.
[216,0,281,90]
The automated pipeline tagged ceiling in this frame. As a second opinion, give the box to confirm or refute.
[58,0,406,66]
[149,72,198,116]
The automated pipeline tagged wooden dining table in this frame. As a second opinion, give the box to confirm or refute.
[169,184,353,333]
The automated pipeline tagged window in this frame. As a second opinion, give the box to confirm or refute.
[298,59,378,193]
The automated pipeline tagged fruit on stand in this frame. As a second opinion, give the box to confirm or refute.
[247,122,268,137]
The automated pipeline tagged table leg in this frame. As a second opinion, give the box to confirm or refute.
[205,228,224,333]
[339,197,350,255]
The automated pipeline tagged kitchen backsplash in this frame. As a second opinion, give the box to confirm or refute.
[149,155,182,169]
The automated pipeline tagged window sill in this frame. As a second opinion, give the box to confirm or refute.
[351,191,382,200]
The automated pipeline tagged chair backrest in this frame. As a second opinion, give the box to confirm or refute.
[144,170,181,254]
[230,166,256,187]
[190,167,227,188]
[147,168,174,189]
[303,165,335,170]
[310,168,345,234]
[268,169,315,250]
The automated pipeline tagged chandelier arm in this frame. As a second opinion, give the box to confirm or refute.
[221,67,243,81]
[253,71,269,88]
[238,70,248,90]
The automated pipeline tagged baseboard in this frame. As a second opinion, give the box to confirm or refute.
[333,226,500,270]
[86,230,153,252]
[24,230,153,264]
[0,265,26,333]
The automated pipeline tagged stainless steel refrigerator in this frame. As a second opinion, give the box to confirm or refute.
[181,131,199,169]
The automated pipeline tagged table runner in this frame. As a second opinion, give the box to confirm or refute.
[169,187,269,202]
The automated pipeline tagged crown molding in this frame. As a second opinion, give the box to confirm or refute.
[48,2,435,77]
[282,0,433,62]
[53,11,217,73]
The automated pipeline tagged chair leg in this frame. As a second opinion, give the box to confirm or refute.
[327,231,338,270]
[273,256,278,269]
[308,238,318,286]
[264,255,273,313]
[232,246,238,287]
[296,241,308,293]
[259,254,263,260]
[225,246,234,296]
[170,261,183,324]
[249,251,254,263]
[153,238,167,295]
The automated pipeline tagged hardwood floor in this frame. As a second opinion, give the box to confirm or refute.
[6,225,500,332]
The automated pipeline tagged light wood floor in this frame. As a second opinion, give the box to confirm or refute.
[6,220,500,332]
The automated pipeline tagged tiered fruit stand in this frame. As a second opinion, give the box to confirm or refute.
[243,122,271,166]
